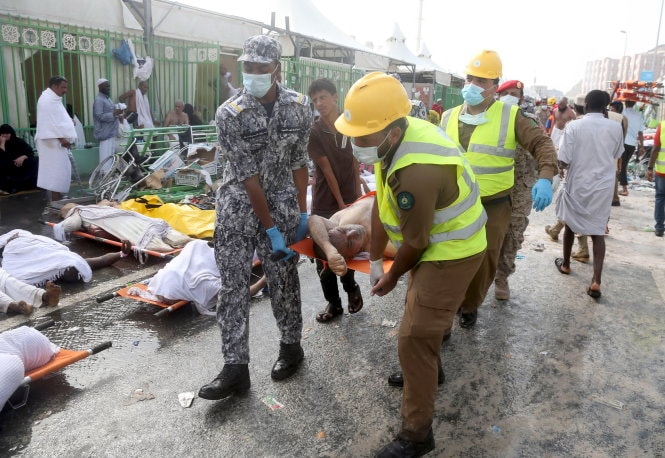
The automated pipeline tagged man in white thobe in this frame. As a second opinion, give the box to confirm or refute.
[0,268,61,315]
[35,76,77,202]
[555,90,624,298]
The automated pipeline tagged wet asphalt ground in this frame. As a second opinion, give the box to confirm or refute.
[0,184,664,457]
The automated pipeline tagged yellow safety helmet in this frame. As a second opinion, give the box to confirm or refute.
[465,50,502,79]
[334,72,412,137]
[547,96,557,106]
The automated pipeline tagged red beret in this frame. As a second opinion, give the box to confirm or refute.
[496,80,523,93]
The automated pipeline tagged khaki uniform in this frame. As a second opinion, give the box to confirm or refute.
[377,119,487,440]
[444,103,557,315]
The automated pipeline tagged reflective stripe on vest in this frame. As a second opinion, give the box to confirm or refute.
[440,102,518,196]
[657,122,665,174]
[376,118,487,262]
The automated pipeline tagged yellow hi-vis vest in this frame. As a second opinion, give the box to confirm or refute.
[440,101,519,197]
[376,118,487,263]
[657,121,665,174]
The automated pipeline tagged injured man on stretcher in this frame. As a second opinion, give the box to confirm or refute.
[53,202,192,260]
[129,240,266,315]
[308,194,396,276]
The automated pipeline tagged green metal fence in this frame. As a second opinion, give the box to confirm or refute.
[280,56,365,110]
[0,16,236,145]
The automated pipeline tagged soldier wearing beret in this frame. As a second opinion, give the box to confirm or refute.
[199,35,313,401]
[493,80,539,300]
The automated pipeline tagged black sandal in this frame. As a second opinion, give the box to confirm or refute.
[347,284,363,314]
[315,302,343,323]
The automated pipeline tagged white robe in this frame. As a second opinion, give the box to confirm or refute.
[555,113,624,235]
[135,89,154,128]
[0,268,45,312]
[34,88,77,193]
[0,230,92,286]
[53,206,191,262]
[147,240,219,315]
[0,327,59,409]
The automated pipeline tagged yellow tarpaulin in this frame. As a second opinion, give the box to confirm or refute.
[119,195,214,239]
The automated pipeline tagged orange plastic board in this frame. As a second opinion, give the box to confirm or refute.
[290,238,393,275]
[25,349,89,381]
[116,283,189,309]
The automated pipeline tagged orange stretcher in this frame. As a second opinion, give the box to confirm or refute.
[95,260,264,317]
[42,220,182,260]
[290,238,394,275]
[96,283,189,318]
[7,320,112,409]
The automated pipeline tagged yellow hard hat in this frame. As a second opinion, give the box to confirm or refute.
[547,96,557,106]
[465,50,502,79]
[334,72,412,137]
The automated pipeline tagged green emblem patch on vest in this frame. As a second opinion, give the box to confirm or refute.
[397,192,415,210]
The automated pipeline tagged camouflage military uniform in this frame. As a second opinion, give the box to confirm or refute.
[496,111,539,281]
[214,84,313,364]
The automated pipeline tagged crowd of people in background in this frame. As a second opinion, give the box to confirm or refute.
[3,31,665,457]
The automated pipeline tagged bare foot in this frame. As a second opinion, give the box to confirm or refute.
[8,301,34,315]
[42,281,61,307]
[121,239,132,256]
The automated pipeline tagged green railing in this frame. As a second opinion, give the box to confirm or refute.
[0,15,235,137]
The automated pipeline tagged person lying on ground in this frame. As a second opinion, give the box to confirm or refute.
[0,326,59,410]
[308,194,396,277]
[0,268,61,316]
[132,240,267,315]
[0,229,133,286]
[53,202,192,260]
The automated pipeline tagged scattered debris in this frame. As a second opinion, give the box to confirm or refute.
[132,388,155,402]
[491,425,501,434]
[178,392,195,408]
[539,351,548,355]
[532,243,545,252]
[381,319,397,328]
[262,395,284,410]
[591,394,624,410]
[316,431,326,439]
[132,340,140,346]
[516,254,525,260]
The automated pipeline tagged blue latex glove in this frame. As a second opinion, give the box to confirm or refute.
[295,212,309,242]
[266,226,296,261]
[532,178,553,212]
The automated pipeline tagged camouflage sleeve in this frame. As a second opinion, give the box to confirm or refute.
[515,112,558,180]
[291,102,313,170]
[215,104,258,183]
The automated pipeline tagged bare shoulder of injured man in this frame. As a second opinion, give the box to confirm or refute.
[308,196,396,276]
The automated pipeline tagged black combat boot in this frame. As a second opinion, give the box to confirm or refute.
[375,428,435,457]
[198,364,250,400]
[271,342,304,381]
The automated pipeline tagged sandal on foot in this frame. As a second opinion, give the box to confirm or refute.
[346,284,363,314]
[587,286,602,299]
[554,258,570,275]
[316,303,343,323]
[571,254,590,263]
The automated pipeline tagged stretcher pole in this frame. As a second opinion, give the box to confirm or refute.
[39,221,177,260]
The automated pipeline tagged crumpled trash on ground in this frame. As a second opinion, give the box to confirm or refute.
[381,319,397,328]
[178,392,195,408]
[262,395,284,410]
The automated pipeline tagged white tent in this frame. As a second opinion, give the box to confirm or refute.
[416,42,453,86]
[377,24,419,69]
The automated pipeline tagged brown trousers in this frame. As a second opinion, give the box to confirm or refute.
[460,198,512,314]
[399,252,485,441]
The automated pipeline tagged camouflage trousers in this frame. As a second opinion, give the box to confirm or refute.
[496,184,533,280]
[214,225,302,364]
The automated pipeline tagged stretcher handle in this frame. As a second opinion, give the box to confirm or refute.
[34,319,56,331]
[90,341,112,355]
[96,292,117,303]
[153,307,171,318]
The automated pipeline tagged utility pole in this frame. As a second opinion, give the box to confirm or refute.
[416,0,423,51]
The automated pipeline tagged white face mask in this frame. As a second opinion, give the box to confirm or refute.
[242,67,276,98]
[459,111,488,126]
[351,132,391,165]
[499,94,520,106]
